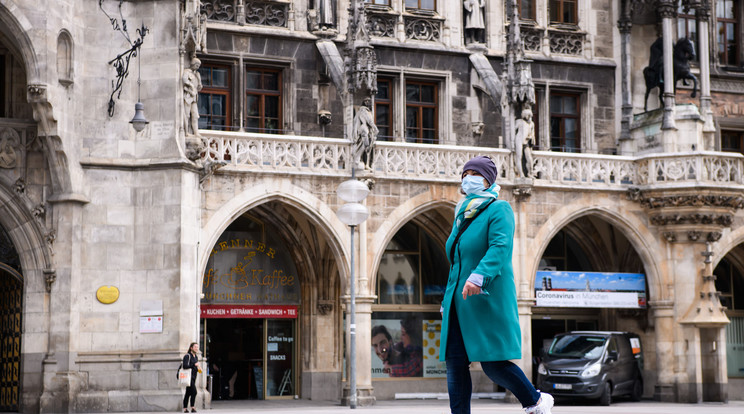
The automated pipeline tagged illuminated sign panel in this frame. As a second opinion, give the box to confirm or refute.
[534,271,647,308]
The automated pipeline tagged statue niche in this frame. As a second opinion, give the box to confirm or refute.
[643,37,698,111]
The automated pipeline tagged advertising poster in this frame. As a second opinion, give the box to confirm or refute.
[370,315,445,379]
[422,319,446,378]
[535,271,647,308]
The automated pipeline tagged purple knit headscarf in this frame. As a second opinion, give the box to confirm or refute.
[462,156,498,187]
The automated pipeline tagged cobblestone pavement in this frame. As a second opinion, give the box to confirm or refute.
[124,398,744,414]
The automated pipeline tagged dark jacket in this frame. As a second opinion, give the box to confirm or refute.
[182,352,198,386]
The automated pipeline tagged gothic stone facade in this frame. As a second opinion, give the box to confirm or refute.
[0,1,743,413]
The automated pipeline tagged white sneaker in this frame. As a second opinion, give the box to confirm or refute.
[525,392,554,414]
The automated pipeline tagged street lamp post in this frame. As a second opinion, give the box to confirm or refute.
[336,179,370,409]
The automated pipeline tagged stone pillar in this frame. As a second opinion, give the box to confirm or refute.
[695,2,716,140]
[659,1,677,130]
[650,300,675,401]
[341,295,376,406]
[39,201,84,413]
[683,326,704,403]
[618,1,633,147]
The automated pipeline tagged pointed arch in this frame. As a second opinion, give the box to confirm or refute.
[528,203,663,303]
[199,180,349,292]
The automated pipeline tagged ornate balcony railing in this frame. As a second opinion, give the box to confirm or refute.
[199,131,744,189]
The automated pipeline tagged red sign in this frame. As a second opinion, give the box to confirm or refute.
[200,304,298,319]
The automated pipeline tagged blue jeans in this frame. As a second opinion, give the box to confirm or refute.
[445,305,540,414]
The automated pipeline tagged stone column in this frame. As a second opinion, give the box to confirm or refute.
[618,0,633,145]
[341,295,376,406]
[650,300,675,401]
[659,1,677,130]
[695,2,716,139]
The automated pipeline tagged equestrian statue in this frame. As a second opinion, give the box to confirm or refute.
[643,37,698,111]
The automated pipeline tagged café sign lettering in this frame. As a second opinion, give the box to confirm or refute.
[203,233,300,305]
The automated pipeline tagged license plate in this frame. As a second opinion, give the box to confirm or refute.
[554,383,572,390]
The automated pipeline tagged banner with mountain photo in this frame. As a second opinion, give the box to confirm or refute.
[535,271,647,308]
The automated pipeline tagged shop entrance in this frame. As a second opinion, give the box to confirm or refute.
[201,305,297,401]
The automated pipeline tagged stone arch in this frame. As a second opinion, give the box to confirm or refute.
[200,180,349,292]
[0,2,40,83]
[0,175,54,285]
[368,187,459,292]
[713,226,744,269]
[528,202,663,304]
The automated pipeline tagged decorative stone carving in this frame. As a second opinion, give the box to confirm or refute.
[0,127,20,169]
[514,106,535,178]
[629,191,744,210]
[245,1,288,27]
[201,0,236,22]
[649,213,733,226]
[707,231,722,242]
[32,204,46,220]
[367,14,396,38]
[521,25,543,52]
[317,0,335,29]
[687,231,702,241]
[548,30,584,55]
[405,17,441,41]
[14,178,25,194]
[317,301,334,315]
[464,0,485,44]
[57,30,74,86]
[200,160,227,185]
[43,269,56,293]
[181,10,207,56]
[318,110,332,125]
[663,232,677,242]
[352,98,378,170]
[183,57,203,137]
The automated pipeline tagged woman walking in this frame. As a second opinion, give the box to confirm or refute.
[182,342,200,413]
[441,156,553,414]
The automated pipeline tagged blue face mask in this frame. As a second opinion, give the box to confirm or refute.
[461,175,486,194]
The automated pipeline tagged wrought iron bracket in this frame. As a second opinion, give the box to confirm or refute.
[99,0,149,117]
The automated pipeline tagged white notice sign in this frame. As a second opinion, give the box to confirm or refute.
[535,291,640,308]
[139,316,163,333]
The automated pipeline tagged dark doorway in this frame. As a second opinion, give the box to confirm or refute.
[206,319,264,400]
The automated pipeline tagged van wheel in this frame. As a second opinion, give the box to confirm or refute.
[598,382,612,406]
[630,378,643,402]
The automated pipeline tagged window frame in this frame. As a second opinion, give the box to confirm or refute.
[198,63,232,131]
[677,6,699,63]
[244,66,283,134]
[721,129,744,154]
[549,0,578,25]
[404,0,436,12]
[405,80,439,144]
[716,0,740,67]
[549,91,581,152]
[375,78,394,141]
[518,0,537,21]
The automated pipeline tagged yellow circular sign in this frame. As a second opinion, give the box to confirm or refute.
[96,286,120,304]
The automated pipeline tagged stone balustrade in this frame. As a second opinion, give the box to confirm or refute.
[199,131,744,189]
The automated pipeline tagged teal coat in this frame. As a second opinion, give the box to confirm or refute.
[439,199,521,362]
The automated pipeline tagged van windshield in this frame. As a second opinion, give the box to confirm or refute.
[548,335,607,359]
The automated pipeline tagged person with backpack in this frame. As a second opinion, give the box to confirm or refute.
[182,342,201,413]
[440,155,553,414]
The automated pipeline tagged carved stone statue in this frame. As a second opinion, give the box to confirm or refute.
[183,57,203,136]
[514,106,535,178]
[318,0,335,29]
[464,0,485,44]
[0,128,19,169]
[352,97,379,170]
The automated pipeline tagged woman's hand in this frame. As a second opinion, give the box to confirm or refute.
[462,281,481,300]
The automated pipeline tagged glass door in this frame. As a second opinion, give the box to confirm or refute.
[265,319,295,398]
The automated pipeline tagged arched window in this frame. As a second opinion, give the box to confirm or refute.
[371,221,448,379]
[57,30,73,85]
